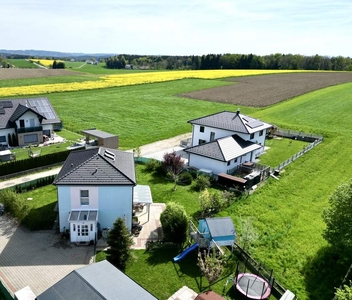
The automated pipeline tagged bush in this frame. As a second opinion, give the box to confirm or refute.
[145,158,161,172]
[194,174,211,191]
[0,189,30,220]
[177,172,193,185]
[160,202,188,244]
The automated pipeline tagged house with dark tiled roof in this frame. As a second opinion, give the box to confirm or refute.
[0,97,61,147]
[54,147,137,243]
[185,110,272,175]
[36,260,158,300]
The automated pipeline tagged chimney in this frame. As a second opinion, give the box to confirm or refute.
[236,108,240,115]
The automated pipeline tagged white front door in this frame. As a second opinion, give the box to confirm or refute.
[70,222,96,243]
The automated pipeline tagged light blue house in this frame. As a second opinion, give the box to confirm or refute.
[54,147,137,243]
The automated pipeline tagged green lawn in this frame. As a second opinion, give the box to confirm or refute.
[20,185,58,230]
[8,59,39,68]
[46,79,255,149]
[258,138,308,168]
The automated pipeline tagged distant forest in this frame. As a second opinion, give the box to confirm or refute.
[106,53,352,71]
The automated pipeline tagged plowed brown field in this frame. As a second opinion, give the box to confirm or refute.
[180,72,352,107]
[0,68,77,80]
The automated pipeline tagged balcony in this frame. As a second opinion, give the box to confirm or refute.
[17,126,43,134]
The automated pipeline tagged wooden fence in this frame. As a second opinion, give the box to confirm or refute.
[273,137,323,172]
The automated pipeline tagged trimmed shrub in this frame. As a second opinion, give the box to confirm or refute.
[160,202,188,244]
[145,158,161,172]
[177,172,193,185]
[194,174,211,191]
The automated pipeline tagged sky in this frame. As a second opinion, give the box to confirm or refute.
[1,0,351,57]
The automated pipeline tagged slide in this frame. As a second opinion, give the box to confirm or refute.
[173,243,198,263]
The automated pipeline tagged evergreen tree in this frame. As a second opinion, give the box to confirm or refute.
[106,218,133,271]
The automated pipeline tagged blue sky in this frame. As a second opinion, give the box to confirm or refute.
[2,0,351,56]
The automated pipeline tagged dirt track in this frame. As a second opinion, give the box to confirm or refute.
[0,68,78,80]
[180,72,352,107]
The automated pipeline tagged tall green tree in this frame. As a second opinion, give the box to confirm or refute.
[107,218,133,271]
[323,179,352,251]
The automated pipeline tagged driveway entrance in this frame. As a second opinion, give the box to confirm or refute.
[0,214,94,297]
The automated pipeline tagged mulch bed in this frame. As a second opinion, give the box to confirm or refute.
[0,68,80,80]
[180,72,352,107]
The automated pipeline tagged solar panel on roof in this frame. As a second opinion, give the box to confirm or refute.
[247,120,263,129]
[0,101,13,108]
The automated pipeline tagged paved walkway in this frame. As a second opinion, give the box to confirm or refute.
[0,214,94,297]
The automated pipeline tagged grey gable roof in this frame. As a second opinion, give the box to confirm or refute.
[184,134,261,161]
[0,97,60,129]
[9,104,46,123]
[188,110,272,134]
[36,260,158,300]
[54,147,136,185]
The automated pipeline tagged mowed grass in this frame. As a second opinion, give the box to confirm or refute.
[43,79,258,149]
[8,59,39,69]
[258,138,308,167]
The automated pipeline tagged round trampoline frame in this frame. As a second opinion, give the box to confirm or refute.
[234,273,271,299]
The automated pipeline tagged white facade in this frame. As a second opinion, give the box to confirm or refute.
[188,152,253,175]
[0,128,15,145]
[14,111,41,129]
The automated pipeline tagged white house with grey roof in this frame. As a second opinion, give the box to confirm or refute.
[0,97,61,147]
[185,110,272,175]
[54,147,137,243]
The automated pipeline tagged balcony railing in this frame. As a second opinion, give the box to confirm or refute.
[17,126,43,134]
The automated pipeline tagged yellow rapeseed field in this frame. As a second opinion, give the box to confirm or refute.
[30,59,64,67]
[0,69,304,97]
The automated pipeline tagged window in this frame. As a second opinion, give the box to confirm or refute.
[80,190,89,206]
[210,132,215,141]
[250,133,255,139]
[0,136,6,143]
[81,225,89,236]
[259,130,263,136]
[198,139,206,145]
[19,120,25,128]
[234,158,238,163]
[200,126,205,133]
[90,224,93,231]
[29,119,35,127]
[227,161,231,166]
[24,134,38,143]
[73,224,76,231]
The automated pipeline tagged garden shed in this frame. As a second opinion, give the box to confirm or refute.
[81,129,119,149]
[190,217,236,251]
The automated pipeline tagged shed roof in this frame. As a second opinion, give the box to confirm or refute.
[54,147,136,185]
[205,217,236,238]
[184,134,261,161]
[188,110,272,134]
[36,260,157,300]
[81,129,117,139]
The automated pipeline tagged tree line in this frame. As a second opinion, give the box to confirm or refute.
[105,53,352,71]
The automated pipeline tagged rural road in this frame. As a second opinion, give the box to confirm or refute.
[0,133,192,190]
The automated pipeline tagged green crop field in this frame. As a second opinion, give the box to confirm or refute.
[8,59,40,68]
[1,74,351,299]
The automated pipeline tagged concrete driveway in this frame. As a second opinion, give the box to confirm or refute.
[0,214,94,297]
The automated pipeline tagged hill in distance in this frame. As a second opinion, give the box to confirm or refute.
[0,49,116,59]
